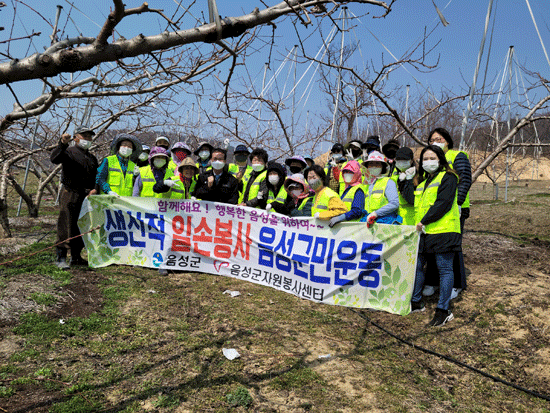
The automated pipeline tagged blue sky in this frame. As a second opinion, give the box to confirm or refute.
[1,0,549,145]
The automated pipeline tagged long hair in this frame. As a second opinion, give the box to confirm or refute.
[416,145,458,185]
[427,127,454,149]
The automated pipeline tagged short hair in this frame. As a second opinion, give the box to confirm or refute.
[249,148,268,164]
[211,147,227,160]
[304,164,327,186]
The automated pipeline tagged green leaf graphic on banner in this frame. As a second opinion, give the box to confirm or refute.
[382,275,392,286]
[368,298,379,307]
[384,260,391,275]
[394,301,402,312]
[392,266,401,284]
[398,280,409,296]
[378,290,385,300]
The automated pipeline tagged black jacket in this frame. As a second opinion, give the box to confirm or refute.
[50,140,98,193]
[192,167,240,205]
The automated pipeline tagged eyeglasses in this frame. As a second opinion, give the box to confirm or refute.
[429,135,446,144]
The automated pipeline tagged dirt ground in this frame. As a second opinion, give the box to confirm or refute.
[1,180,550,412]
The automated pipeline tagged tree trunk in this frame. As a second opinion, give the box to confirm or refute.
[0,199,11,238]
[7,175,38,218]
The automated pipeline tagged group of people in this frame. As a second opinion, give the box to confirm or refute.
[51,125,472,327]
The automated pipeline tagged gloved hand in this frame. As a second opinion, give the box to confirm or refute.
[398,172,406,182]
[314,212,320,219]
[163,179,175,187]
[345,149,354,160]
[405,166,416,180]
[329,214,346,228]
[133,165,140,176]
[107,191,120,198]
[191,196,197,201]
[222,138,230,149]
[366,212,377,228]
[265,204,272,213]
[458,206,462,217]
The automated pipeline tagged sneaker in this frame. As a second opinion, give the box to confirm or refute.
[410,301,425,313]
[158,268,168,276]
[56,258,70,270]
[422,285,436,296]
[450,288,462,300]
[428,308,454,327]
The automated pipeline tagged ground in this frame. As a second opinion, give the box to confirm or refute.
[0,180,549,412]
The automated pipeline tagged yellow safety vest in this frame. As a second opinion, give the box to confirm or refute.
[105,155,135,196]
[445,149,470,208]
[363,177,390,213]
[414,171,460,235]
[268,186,287,204]
[390,172,415,225]
[239,170,267,205]
[169,177,196,199]
[338,159,363,195]
[312,187,340,216]
[139,166,173,198]
[340,185,362,222]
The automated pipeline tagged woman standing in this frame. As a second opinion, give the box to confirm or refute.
[304,165,347,220]
[328,160,365,227]
[410,145,461,327]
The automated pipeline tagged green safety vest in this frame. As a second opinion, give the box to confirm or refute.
[445,149,470,208]
[363,177,390,213]
[168,159,178,175]
[340,185,363,222]
[390,172,415,225]
[105,155,135,196]
[139,166,173,198]
[311,187,340,216]
[239,170,267,205]
[338,159,363,195]
[169,176,196,199]
[414,171,460,235]
[268,186,287,204]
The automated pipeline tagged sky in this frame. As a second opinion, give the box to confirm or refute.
[1,0,549,151]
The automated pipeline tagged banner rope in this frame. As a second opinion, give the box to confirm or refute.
[0,225,101,267]
[349,308,550,402]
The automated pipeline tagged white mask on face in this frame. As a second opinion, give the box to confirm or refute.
[368,167,382,177]
[252,163,265,172]
[198,150,210,160]
[395,160,411,172]
[268,175,280,185]
[119,146,132,158]
[343,172,354,183]
[78,139,92,150]
[138,153,149,162]
[432,141,447,151]
[211,160,225,170]
[291,189,303,198]
[153,158,167,168]
[423,159,439,174]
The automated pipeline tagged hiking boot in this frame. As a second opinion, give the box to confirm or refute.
[56,258,70,270]
[411,301,425,313]
[428,308,454,327]
[422,285,437,296]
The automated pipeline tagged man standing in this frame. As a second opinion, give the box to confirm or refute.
[193,148,240,204]
[50,125,99,269]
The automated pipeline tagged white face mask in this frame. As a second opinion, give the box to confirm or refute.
[198,150,210,160]
[252,163,265,172]
[138,153,149,162]
[395,160,411,172]
[119,147,132,158]
[423,159,439,174]
[153,158,167,168]
[343,172,355,183]
[268,175,280,185]
[78,139,92,150]
[432,141,447,151]
[291,189,303,198]
[211,160,225,170]
[368,167,382,177]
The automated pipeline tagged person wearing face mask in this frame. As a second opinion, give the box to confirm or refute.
[283,174,315,217]
[382,139,400,176]
[336,140,364,195]
[136,145,151,168]
[390,147,417,225]
[285,155,308,175]
[228,144,252,180]
[50,125,99,269]
[169,142,192,175]
[328,160,365,228]
[361,136,382,157]
[325,143,345,193]
[193,141,214,175]
[133,147,176,198]
[174,157,199,199]
[238,148,269,208]
[304,165,347,220]
[410,145,461,327]
[361,151,400,227]
[193,148,240,204]
[96,133,142,197]
[265,162,287,213]
[425,128,471,300]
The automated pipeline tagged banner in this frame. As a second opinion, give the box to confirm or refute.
[78,196,420,315]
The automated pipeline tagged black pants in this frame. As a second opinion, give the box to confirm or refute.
[56,187,86,258]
